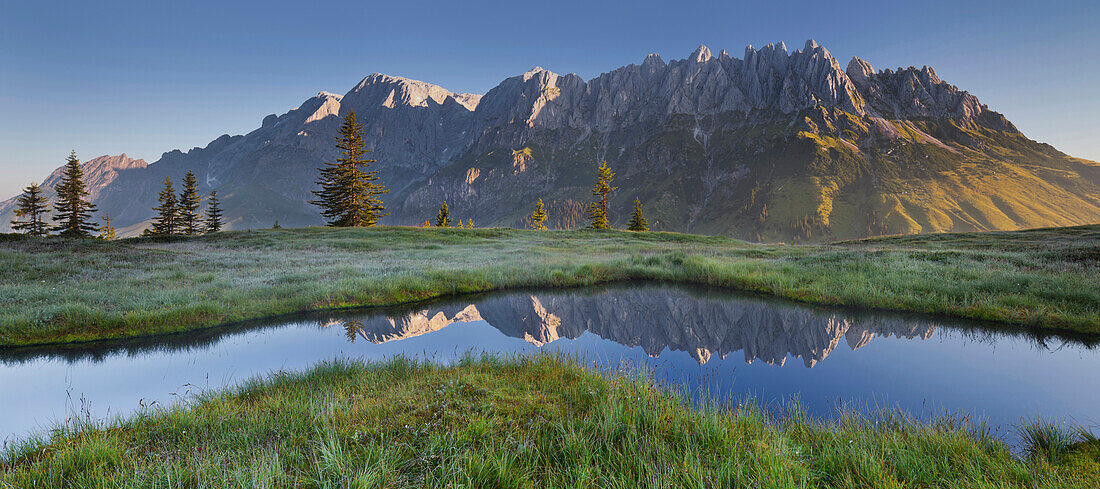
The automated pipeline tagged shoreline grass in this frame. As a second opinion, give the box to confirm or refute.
[3,356,1097,487]
[1,224,1098,347]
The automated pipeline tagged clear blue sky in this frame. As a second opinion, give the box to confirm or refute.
[2,0,1098,199]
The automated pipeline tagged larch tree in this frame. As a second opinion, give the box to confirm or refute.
[145,176,178,236]
[627,198,649,232]
[178,170,202,235]
[310,110,388,227]
[530,198,547,230]
[99,212,116,240]
[205,190,223,233]
[436,201,452,227]
[51,151,98,237]
[585,161,616,230]
[10,182,50,237]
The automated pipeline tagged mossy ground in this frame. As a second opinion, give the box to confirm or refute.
[2,356,1097,488]
[1,225,1098,347]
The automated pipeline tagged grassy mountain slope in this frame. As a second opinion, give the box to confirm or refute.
[409,108,1100,242]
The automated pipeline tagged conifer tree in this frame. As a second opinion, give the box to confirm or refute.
[145,176,178,236]
[627,198,649,232]
[467,219,474,229]
[458,220,465,229]
[99,212,116,240]
[272,220,281,229]
[435,201,452,227]
[205,190,223,234]
[586,161,616,230]
[178,170,202,235]
[530,198,547,230]
[420,220,430,228]
[310,110,388,227]
[51,151,98,237]
[10,182,50,237]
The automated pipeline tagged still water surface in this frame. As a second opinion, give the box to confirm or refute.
[2,284,1098,445]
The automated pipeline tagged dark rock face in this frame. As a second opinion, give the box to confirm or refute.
[5,40,1098,240]
[341,287,937,368]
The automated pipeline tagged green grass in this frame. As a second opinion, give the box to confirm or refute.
[1,224,1098,347]
[3,355,1097,488]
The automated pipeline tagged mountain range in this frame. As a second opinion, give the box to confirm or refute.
[3,40,1099,241]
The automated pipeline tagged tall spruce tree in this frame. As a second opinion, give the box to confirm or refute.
[51,151,98,237]
[310,110,388,227]
[178,170,202,235]
[435,201,452,227]
[145,176,178,236]
[11,182,50,237]
[627,198,649,231]
[586,161,616,230]
[530,198,547,230]
[205,190,223,233]
[99,212,116,240]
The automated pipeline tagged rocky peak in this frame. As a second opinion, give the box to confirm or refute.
[641,53,665,69]
[919,65,940,85]
[689,44,713,63]
[783,38,864,114]
[523,66,552,81]
[347,73,472,111]
[302,91,343,124]
[853,63,989,122]
[845,56,875,88]
[475,66,582,130]
[10,154,147,207]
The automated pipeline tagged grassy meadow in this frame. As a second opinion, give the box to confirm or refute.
[3,355,1098,488]
[1,224,1099,347]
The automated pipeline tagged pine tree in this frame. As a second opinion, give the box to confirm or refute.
[530,198,547,230]
[10,182,50,237]
[272,220,281,229]
[627,198,649,231]
[99,212,116,240]
[205,190,223,234]
[436,201,452,227]
[586,161,616,230]
[178,170,202,235]
[310,110,388,227]
[145,176,178,236]
[51,151,98,237]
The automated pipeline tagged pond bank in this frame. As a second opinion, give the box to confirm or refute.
[3,356,1097,487]
[1,225,1097,347]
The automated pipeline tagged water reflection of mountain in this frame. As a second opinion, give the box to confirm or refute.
[3,284,1093,366]
[338,287,938,367]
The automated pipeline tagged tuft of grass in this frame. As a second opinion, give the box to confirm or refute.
[0,225,1098,347]
[1018,418,1095,465]
[2,356,1097,487]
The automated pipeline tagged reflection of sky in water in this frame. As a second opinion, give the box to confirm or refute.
[2,285,1098,446]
